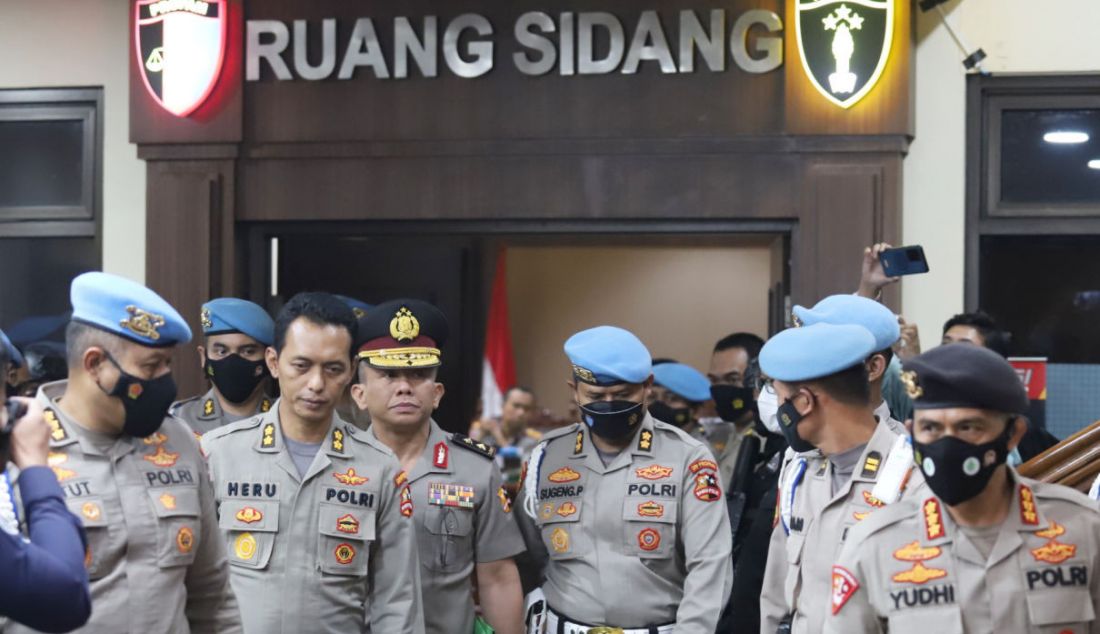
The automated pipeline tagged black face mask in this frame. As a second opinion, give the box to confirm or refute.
[580,400,645,440]
[102,356,177,438]
[648,401,692,429]
[777,393,817,453]
[205,354,267,404]
[912,422,1013,506]
[711,384,755,424]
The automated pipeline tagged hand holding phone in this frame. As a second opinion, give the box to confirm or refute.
[879,246,930,277]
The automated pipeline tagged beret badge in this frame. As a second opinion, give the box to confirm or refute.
[901,370,923,399]
[389,307,420,343]
[200,308,213,330]
[121,306,165,341]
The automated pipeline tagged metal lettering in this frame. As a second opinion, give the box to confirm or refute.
[559,12,574,76]
[514,12,557,76]
[577,12,624,75]
[338,18,390,79]
[622,10,676,74]
[678,10,725,73]
[394,16,438,79]
[293,19,337,80]
[731,9,783,74]
[443,14,493,78]
[246,20,292,81]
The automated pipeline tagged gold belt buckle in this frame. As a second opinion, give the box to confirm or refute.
[588,628,625,634]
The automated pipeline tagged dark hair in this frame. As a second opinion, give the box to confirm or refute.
[65,322,124,368]
[504,385,534,402]
[274,292,358,354]
[942,311,1010,358]
[23,342,68,383]
[713,332,765,359]
[791,363,871,407]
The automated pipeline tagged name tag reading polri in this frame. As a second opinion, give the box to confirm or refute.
[428,483,475,509]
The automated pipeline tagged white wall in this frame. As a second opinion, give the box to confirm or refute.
[902,0,1100,345]
[0,0,146,282]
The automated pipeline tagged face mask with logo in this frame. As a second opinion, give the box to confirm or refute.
[205,354,267,404]
[710,384,755,424]
[755,387,782,434]
[102,355,178,438]
[911,422,1013,506]
[648,401,692,429]
[777,392,817,453]
[580,400,645,440]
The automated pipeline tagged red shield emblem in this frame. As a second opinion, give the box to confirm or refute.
[134,0,227,117]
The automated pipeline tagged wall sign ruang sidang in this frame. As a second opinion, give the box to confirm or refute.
[795,0,893,109]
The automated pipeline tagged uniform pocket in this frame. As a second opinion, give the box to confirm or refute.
[66,496,111,580]
[1026,587,1095,633]
[317,501,374,576]
[537,498,585,560]
[219,498,279,570]
[622,497,677,559]
[887,607,963,632]
[422,504,474,573]
[149,487,201,568]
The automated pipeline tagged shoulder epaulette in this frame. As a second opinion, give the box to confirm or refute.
[1029,477,1100,509]
[203,415,262,442]
[539,423,581,443]
[451,433,495,459]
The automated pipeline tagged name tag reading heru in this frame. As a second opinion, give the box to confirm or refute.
[429,483,475,509]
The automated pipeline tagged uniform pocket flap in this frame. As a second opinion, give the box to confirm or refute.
[888,607,963,632]
[622,497,677,524]
[318,502,375,541]
[67,497,108,528]
[219,499,280,532]
[148,487,200,518]
[535,498,582,525]
[1026,584,1096,625]
[228,530,276,570]
[423,504,473,537]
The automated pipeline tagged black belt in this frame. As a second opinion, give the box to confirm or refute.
[549,607,667,634]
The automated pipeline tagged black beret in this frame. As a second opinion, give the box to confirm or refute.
[901,344,1028,415]
[355,299,448,369]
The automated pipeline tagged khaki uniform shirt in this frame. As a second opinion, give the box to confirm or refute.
[516,414,733,633]
[826,472,1100,634]
[760,417,926,634]
[172,388,273,436]
[201,401,423,634]
[15,381,242,634]
[384,421,525,634]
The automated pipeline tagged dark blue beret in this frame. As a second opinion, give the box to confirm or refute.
[902,344,1028,415]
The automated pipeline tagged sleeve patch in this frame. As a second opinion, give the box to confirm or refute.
[831,565,861,614]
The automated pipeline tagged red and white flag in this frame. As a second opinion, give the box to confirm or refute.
[481,250,516,420]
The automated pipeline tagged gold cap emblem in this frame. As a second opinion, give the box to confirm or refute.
[120,305,165,341]
[200,308,212,329]
[900,370,923,399]
[572,365,596,383]
[389,307,420,343]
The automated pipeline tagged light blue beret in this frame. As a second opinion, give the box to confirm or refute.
[335,295,374,320]
[760,323,876,382]
[653,362,712,403]
[201,298,274,346]
[793,294,900,351]
[70,272,191,347]
[0,329,22,368]
[564,325,652,386]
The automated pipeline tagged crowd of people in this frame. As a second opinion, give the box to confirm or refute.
[0,242,1098,634]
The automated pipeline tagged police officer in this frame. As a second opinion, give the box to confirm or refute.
[516,325,732,634]
[759,323,924,634]
[650,362,743,489]
[201,292,422,634]
[334,294,373,430]
[792,294,902,426]
[172,298,274,435]
[21,272,241,633]
[826,344,1100,633]
[351,299,525,634]
[0,338,90,633]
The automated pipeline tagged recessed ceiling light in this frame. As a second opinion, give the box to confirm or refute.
[1089,159,1100,170]
[1044,131,1090,144]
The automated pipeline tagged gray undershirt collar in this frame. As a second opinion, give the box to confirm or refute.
[283,435,323,477]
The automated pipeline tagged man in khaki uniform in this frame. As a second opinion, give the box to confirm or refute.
[351,299,525,634]
[826,344,1100,634]
[173,298,274,436]
[516,325,732,634]
[16,271,241,633]
[201,292,422,634]
[759,322,924,634]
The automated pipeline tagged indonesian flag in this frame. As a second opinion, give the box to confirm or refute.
[481,250,517,420]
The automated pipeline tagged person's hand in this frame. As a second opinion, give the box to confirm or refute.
[857,243,900,299]
[7,398,49,469]
[895,317,921,360]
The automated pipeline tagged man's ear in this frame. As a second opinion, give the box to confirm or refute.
[1007,416,1028,452]
[866,354,888,382]
[432,382,446,410]
[197,345,207,369]
[904,418,913,434]
[349,382,367,409]
[265,347,279,379]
